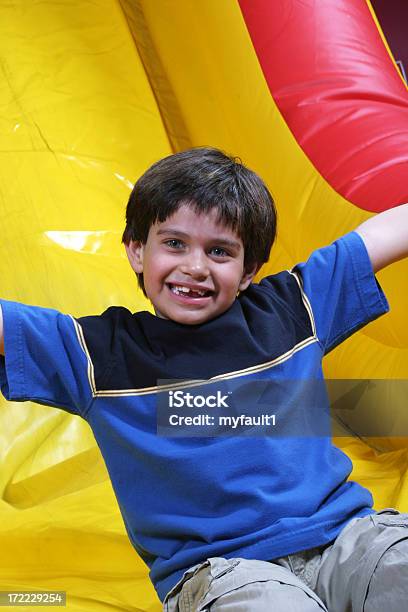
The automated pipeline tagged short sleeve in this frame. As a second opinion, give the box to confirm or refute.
[292,231,390,354]
[0,300,93,417]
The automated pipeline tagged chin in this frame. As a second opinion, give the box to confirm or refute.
[177,313,210,325]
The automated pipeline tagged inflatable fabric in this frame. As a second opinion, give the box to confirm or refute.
[0,1,407,610]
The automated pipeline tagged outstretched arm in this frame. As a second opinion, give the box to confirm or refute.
[355,203,408,274]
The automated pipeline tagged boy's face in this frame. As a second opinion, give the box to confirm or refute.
[125,205,258,325]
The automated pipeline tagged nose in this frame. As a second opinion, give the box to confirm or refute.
[179,249,210,279]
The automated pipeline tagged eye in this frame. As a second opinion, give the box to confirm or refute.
[165,239,184,249]
[211,246,229,257]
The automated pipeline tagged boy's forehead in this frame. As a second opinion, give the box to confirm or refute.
[153,205,243,244]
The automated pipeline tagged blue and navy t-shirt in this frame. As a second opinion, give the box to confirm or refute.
[0,231,390,602]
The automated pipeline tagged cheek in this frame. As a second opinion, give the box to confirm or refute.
[219,271,242,297]
[145,257,174,290]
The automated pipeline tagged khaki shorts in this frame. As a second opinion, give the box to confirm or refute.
[163,508,408,611]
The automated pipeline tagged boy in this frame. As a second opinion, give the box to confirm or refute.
[1,147,408,611]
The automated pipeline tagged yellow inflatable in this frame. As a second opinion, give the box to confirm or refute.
[1,1,407,610]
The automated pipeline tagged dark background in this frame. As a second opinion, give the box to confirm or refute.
[372,0,407,80]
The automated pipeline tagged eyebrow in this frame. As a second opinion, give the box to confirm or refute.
[156,228,241,250]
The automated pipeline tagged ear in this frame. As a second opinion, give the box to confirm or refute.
[124,240,144,274]
[238,263,260,292]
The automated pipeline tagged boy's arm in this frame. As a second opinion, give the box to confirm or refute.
[0,301,93,416]
[0,304,3,355]
[355,203,408,273]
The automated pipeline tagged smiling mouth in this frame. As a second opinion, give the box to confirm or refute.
[167,284,214,298]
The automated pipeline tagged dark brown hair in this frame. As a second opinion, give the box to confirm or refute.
[122,147,277,295]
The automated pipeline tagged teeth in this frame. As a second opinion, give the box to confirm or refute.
[171,285,207,296]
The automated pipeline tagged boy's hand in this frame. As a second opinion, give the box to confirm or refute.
[0,304,4,355]
[356,203,408,273]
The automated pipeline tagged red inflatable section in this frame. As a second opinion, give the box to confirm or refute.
[239,0,408,213]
